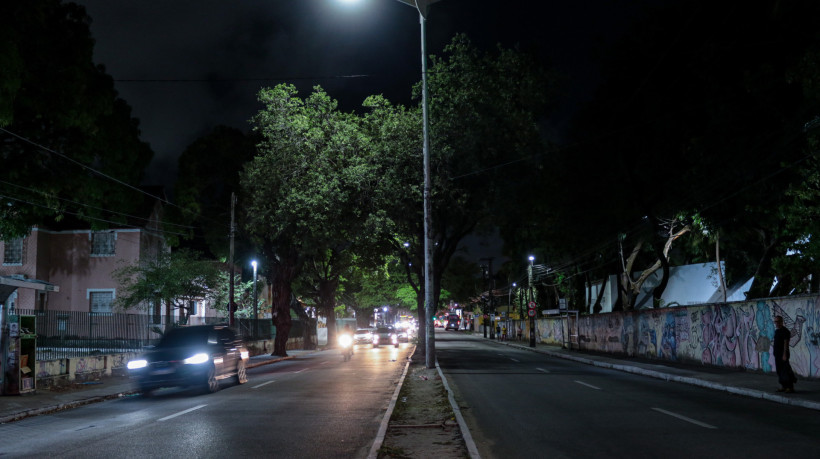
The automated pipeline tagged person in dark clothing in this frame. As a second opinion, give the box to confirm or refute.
[773,315,795,393]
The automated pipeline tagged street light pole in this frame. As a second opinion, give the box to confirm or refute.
[398,0,439,369]
[251,260,258,339]
[345,0,441,368]
[528,255,535,348]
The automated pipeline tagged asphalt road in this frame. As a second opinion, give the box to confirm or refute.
[0,343,413,458]
[436,332,820,459]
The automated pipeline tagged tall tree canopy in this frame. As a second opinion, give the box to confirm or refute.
[242,84,383,355]
[0,0,152,239]
[538,0,820,307]
[364,35,555,337]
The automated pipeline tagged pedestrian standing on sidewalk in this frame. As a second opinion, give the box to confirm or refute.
[773,315,796,393]
[517,325,523,341]
[495,323,501,339]
[501,325,507,341]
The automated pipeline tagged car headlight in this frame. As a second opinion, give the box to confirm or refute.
[184,353,210,365]
[240,350,249,360]
[127,359,148,370]
[339,335,352,346]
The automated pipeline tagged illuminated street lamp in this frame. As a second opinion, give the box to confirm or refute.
[341,0,442,369]
[251,260,258,339]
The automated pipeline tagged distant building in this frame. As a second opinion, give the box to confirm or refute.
[587,262,754,312]
[0,189,222,324]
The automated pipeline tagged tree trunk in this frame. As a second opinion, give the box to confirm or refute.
[268,247,299,356]
[319,278,338,347]
[715,230,727,302]
[746,229,779,299]
[164,299,172,332]
[593,275,607,314]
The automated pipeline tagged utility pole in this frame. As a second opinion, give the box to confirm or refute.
[228,193,236,327]
[480,257,495,340]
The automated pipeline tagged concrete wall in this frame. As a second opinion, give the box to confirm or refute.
[526,295,820,379]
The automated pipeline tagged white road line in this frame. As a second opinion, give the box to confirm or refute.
[509,358,520,362]
[652,407,717,429]
[294,368,307,373]
[535,367,550,373]
[574,380,601,390]
[158,404,207,422]
[252,380,276,389]
[319,361,329,365]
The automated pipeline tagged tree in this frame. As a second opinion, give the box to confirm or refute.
[113,249,223,329]
[0,0,152,239]
[363,35,554,350]
[540,0,820,306]
[171,126,258,256]
[242,84,381,355]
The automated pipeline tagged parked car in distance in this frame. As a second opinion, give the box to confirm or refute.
[126,324,249,395]
[353,328,374,344]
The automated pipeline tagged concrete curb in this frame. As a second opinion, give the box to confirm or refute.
[436,360,481,459]
[367,345,415,459]
[0,391,138,425]
[246,355,297,369]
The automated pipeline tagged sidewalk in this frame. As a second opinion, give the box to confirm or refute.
[0,350,313,424]
[485,336,820,411]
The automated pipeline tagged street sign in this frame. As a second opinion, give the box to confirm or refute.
[527,301,536,310]
[544,309,560,315]
[527,309,536,317]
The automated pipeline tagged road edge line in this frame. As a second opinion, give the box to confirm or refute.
[436,360,482,459]
[367,345,415,459]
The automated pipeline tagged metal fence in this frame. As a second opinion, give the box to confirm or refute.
[14,309,273,361]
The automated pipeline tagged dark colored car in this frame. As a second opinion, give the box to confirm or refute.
[445,315,460,331]
[127,325,249,395]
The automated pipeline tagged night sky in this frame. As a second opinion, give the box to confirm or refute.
[74,0,663,188]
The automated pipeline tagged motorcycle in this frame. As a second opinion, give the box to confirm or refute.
[339,334,354,361]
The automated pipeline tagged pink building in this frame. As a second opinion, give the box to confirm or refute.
[0,196,223,324]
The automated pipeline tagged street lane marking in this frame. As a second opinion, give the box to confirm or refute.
[295,368,308,373]
[509,358,520,362]
[158,404,206,422]
[252,380,276,389]
[535,367,550,373]
[574,380,601,390]
[652,407,717,429]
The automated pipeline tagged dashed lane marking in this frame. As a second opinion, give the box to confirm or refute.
[158,405,207,422]
[652,407,717,429]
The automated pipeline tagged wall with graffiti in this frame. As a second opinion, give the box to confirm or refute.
[537,295,820,379]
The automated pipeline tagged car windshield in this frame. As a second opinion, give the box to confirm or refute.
[355,329,370,334]
[157,327,214,348]
[376,327,392,334]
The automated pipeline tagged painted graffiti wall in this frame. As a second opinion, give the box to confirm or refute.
[537,295,820,379]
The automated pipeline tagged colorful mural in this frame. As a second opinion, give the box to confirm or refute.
[531,295,820,379]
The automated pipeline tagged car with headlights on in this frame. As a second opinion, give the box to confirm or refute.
[353,328,374,344]
[372,326,399,348]
[127,324,249,395]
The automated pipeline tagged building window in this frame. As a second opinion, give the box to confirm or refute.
[90,231,116,256]
[89,290,115,314]
[188,300,198,315]
[3,237,24,265]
